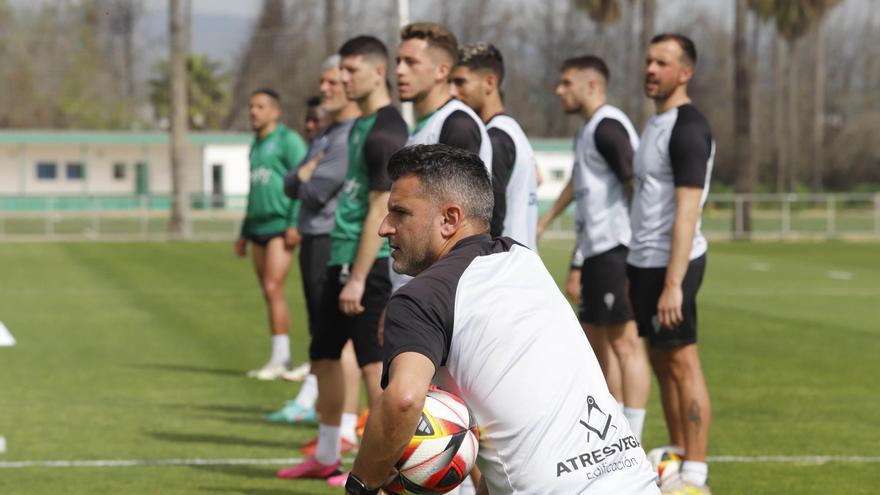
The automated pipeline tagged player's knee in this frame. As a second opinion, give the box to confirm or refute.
[261,279,284,299]
[665,351,698,382]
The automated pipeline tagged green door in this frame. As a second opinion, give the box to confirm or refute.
[135,162,149,195]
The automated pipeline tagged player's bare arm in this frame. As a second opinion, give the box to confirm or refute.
[339,190,390,315]
[351,352,435,489]
[284,227,301,249]
[657,186,702,329]
[234,237,247,258]
[536,176,574,240]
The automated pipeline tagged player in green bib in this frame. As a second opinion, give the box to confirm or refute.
[277,36,407,484]
[235,88,308,380]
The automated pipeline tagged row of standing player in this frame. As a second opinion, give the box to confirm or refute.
[236,20,713,495]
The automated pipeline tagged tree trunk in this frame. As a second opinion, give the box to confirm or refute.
[595,23,606,58]
[774,35,787,193]
[812,20,825,193]
[169,0,191,239]
[786,39,798,192]
[640,0,655,127]
[324,0,339,54]
[733,0,752,235]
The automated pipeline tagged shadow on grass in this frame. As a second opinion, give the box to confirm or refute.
[189,463,279,479]
[160,403,269,415]
[199,487,323,495]
[147,431,290,449]
[132,363,244,377]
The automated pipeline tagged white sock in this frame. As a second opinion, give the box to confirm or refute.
[681,461,708,486]
[340,413,359,444]
[293,374,318,409]
[623,407,646,442]
[270,334,290,365]
[314,423,341,465]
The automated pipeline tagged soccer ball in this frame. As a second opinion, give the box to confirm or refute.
[385,388,480,494]
[646,446,682,486]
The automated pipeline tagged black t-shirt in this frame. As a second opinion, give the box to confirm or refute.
[669,104,713,187]
[594,117,634,184]
[438,110,483,155]
[488,126,516,237]
[364,105,408,191]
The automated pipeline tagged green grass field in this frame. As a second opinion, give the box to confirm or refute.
[1,240,878,494]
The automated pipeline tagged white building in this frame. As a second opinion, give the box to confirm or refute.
[0,131,573,205]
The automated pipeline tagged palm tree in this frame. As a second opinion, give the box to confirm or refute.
[168,0,191,239]
[772,0,841,192]
[149,55,230,130]
[733,0,752,235]
[574,0,621,57]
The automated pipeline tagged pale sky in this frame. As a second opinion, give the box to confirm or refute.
[141,0,259,19]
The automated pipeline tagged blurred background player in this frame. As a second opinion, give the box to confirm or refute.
[451,42,538,250]
[628,34,714,495]
[345,144,658,495]
[391,22,493,295]
[268,56,363,442]
[538,55,650,441]
[236,88,308,380]
[277,35,407,485]
[303,95,332,142]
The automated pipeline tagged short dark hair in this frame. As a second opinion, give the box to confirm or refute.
[560,55,610,82]
[388,144,493,227]
[457,42,505,85]
[651,33,697,66]
[251,88,281,104]
[339,35,389,63]
[306,95,321,108]
[400,22,458,63]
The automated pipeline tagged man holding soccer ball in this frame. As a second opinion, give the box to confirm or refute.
[345,144,658,495]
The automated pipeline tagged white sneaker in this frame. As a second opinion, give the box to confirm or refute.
[281,362,311,382]
[246,361,290,380]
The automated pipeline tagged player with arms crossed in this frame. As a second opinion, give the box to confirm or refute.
[451,42,538,249]
[270,56,364,444]
[343,144,658,495]
[236,88,308,380]
[629,34,715,495]
[276,36,408,485]
[538,55,651,441]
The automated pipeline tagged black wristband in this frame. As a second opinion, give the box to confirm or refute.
[345,473,380,495]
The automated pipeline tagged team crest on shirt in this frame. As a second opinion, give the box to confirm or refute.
[579,396,616,441]
[555,395,641,479]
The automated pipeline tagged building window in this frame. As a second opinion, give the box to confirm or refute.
[67,162,84,180]
[113,162,126,180]
[36,162,57,180]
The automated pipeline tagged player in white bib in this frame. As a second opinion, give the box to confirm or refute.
[629,34,715,495]
[345,144,658,495]
[391,22,493,294]
[538,56,651,442]
[451,42,538,250]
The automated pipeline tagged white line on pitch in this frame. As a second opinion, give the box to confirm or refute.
[1,455,879,469]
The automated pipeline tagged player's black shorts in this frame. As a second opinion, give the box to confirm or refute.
[579,244,635,325]
[310,257,390,367]
[627,254,707,348]
[298,234,330,337]
[244,230,286,247]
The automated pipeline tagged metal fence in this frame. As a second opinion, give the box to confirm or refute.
[0,192,878,241]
